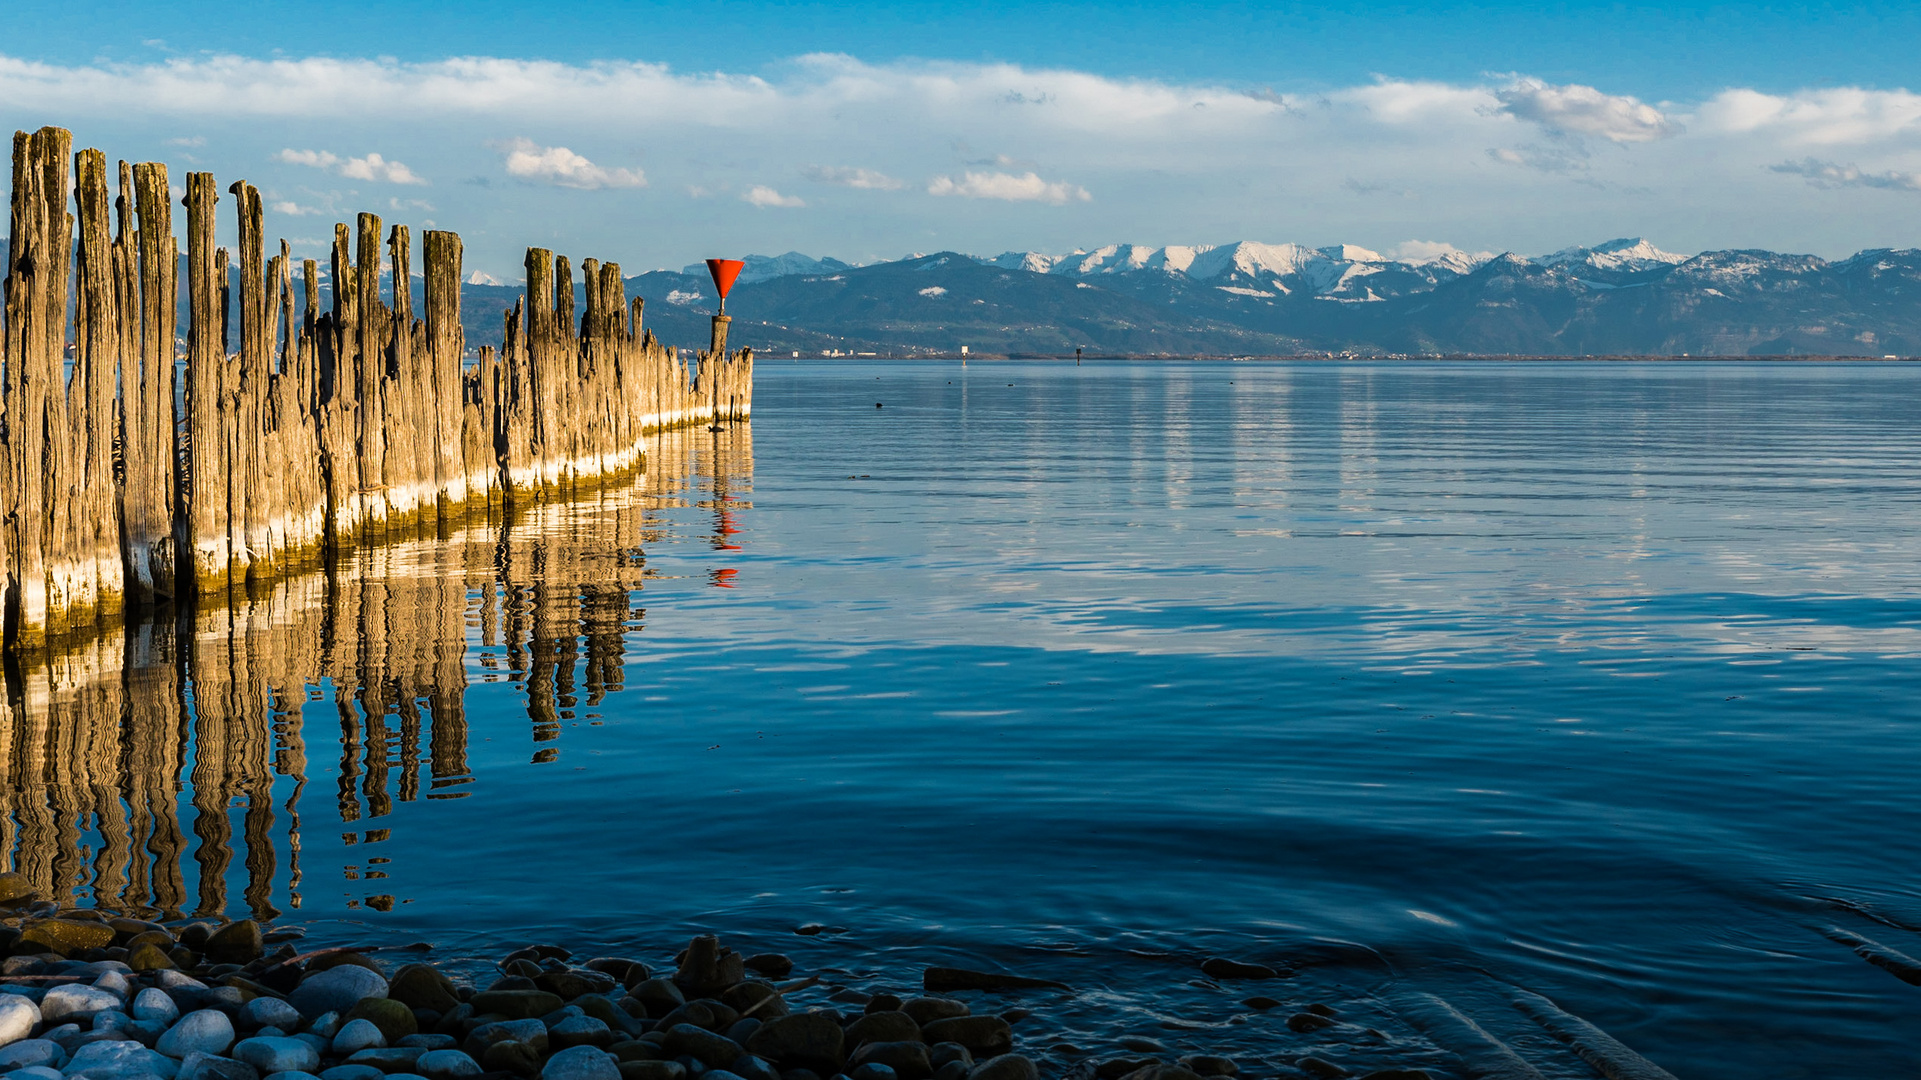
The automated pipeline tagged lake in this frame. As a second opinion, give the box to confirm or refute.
[7,360,1921,1078]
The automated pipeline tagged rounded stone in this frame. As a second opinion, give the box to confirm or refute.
[0,1039,66,1071]
[291,968,390,1020]
[661,1024,739,1069]
[744,1014,843,1071]
[8,1067,62,1080]
[65,1038,181,1079]
[132,989,181,1026]
[333,1019,388,1057]
[320,1066,388,1080]
[413,1049,482,1080]
[848,1064,897,1080]
[204,921,266,965]
[19,919,115,957]
[242,998,304,1032]
[468,991,563,1021]
[616,1065,683,1080]
[899,1000,968,1029]
[480,1040,542,1076]
[41,985,123,1024]
[264,1073,323,1080]
[918,1019,1009,1060]
[233,1036,324,1075]
[966,1056,1038,1080]
[0,994,41,1046]
[541,1046,620,1080]
[344,1047,428,1073]
[551,1016,613,1051]
[177,1051,262,1080]
[157,1009,237,1058]
[345,999,417,1044]
[386,968,461,1016]
[844,1013,918,1049]
[851,1041,930,1080]
[398,1035,457,1051]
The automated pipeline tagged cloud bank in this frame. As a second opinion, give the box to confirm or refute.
[5,51,1920,272]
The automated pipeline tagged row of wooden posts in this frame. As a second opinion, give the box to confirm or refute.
[1,126,752,652]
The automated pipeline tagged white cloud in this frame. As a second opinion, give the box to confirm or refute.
[501,138,645,189]
[1389,239,1491,262]
[269,200,326,216]
[743,185,804,207]
[278,147,427,184]
[1699,87,1921,145]
[1771,157,1921,192]
[1493,78,1677,143]
[800,164,904,190]
[928,170,1089,204]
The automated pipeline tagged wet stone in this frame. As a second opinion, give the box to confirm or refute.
[243,998,303,1031]
[0,1039,66,1070]
[320,1068,386,1080]
[927,1045,972,1072]
[629,981,684,1020]
[335,1018,389,1056]
[42,985,123,1024]
[20,919,116,957]
[551,1016,614,1051]
[1117,1068,1202,1080]
[844,1012,918,1048]
[847,1064,897,1080]
[157,1009,237,1057]
[1296,1060,1348,1080]
[1119,1039,1165,1055]
[850,1041,929,1080]
[1286,1013,1334,1034]
[129,944,179,972]
[178,1051,261,1080]
[663,1023,744,1068]
[234,1037,323,1075]
[205,921,265,965]
[347,998,420,1042]
[413,1049,484,1080]
[541,1046,620,1080]
[535,972,617,1002]
[918,1018,1010,1060]
[400,1035,459,1050]
[899,1001,967,1029]
[292,968,390,1020]
[1176,1056,1237,1077]
[615,1063,684,1080]
[389,968,464,1016]
[741,957,792,980]
[471,992,566,1022]
[728,1054,778,1080]
[348,1047,430,1073]
[965,1055,1037,1080]
[1239,998,1280,1012]
[481,1040,542,1076]
[1357,1072,1430,1080]
[745,1014,844,1071]
[65,1038,181,1079]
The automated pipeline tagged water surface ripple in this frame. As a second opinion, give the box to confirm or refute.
[8,361,1921,1078]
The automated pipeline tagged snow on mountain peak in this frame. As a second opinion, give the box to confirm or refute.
[1536,238,1688,272]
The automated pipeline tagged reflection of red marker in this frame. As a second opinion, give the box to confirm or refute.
[709,568,738,588]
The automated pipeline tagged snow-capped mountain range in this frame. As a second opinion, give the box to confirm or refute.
[690,237,1687,302]
[645,236,1921,356]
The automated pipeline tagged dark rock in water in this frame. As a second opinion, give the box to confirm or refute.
[129,942,177,971]
[665,1023,746,1068]
[617,1063,686,1080]
[311,951,385,974]
[844,1011,919,1048]
[829,989,872,1006]
[927,1044,973,1072]
[1094,1059,1155,1080]
[850,1040,931,1080]
[995,1010,1027,1025]
[793,925,826,937]
[474,991,567,1021]
[675,937,746,999]
[1306,1004,1337,1018]
[538,971,619,1001]
[1296,1059,1348,1080]
[1117,1067,1202,1080]
[863,996,904,1015]
[746,1013,845,1070]
[1357,1071,1430,1080]
[0,871,34,904]
[1118,1038,1164,1055]
[20,918,115,956]
[743,956,793,980]
[918,1017,1011,1058]
[922,969,1066,994]
[721,983,786,1019]
[1287,1013,1334,1033]
[901,1000,968,1028]
[505,960,544,979]
[847,1064,897,1080]
[204,920,265,964]
[966,1055,1038,1080]
[1239,997,1280,1011]
[391,966,465,1014]
[632,981,686,1019]
[350,997,423,1041]
[1198,959,1280,981]
[585,959,648,984]
[1176,1057,1236,1077]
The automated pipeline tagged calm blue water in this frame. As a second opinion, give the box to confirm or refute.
[11,360,1921,1078]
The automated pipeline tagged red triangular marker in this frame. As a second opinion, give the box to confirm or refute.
[706,259,744,300]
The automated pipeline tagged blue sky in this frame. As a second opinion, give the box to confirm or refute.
[3,1,1918,276]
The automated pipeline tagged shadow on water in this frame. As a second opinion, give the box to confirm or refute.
[0,423,751,920]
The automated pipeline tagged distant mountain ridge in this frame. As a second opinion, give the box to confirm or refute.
[637,237,1921,357]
